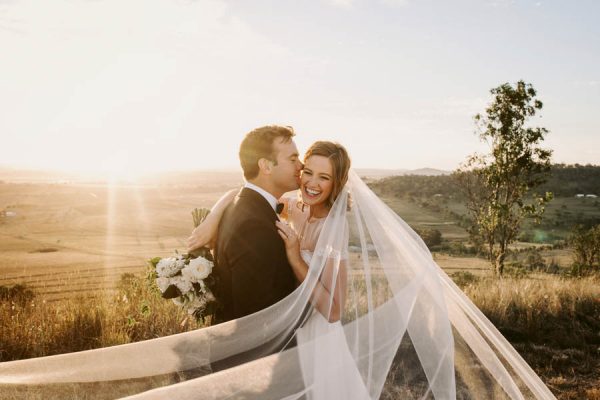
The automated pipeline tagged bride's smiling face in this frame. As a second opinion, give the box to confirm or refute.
[300,155,334,208]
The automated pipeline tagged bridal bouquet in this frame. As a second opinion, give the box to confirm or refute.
[149,208,218,321]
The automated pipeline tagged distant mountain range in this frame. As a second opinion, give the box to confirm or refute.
[0,166,81,183]
[0,166,451,184]
[0,167,244,187]
[355,168,451,178]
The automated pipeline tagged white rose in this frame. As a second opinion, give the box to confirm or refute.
[156,257,185,277]
[155,277,170,293]
[156,257,175,277]
[169,275,192,294]
[182,257,213,282]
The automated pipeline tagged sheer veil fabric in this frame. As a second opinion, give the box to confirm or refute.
[0,170,556,399]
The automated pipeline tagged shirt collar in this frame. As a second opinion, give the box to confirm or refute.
[244,182,278,212]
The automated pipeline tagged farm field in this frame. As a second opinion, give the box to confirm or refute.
[0,180,238,300]
[379,196,470,241]
[1,180,585,300]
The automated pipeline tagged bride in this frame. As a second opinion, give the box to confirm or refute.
[0,130,556,399]
[276,142,370,399]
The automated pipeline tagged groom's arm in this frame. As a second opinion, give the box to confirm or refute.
[228,220,294,319]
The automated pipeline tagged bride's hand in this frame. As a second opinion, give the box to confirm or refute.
[187,188,239,252]
[187,215,218,251]
[276,220,301,265]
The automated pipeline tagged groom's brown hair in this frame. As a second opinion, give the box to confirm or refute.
[239,125,295,180]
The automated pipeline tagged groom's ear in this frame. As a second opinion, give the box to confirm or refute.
[258,158,273,175]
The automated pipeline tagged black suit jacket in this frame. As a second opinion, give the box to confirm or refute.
[213,187,296,323]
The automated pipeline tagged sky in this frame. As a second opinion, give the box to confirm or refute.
[0,0,598,179]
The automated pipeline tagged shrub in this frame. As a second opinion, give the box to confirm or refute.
[413,228,442,248]
[569,224,600,276]
[0,284,35,304]
[524,249,546,271]
[450,271,479,288]
[503,262,529,278]
[433,241,478,256]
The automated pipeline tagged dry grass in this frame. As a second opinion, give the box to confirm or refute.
[464,275,600,348]
[2,273,599,398]
[0,273,203,362]
[463,275,600,399]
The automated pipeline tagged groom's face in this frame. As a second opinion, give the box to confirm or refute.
[271,138,303,193]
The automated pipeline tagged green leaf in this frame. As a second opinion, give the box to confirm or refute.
[140,302,151,317]
[148,257,162,268]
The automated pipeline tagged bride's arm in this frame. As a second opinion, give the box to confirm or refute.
[312,258,347,323]
[187,188,238,251]
[275,221,346,323]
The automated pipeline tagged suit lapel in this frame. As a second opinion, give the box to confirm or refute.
[237,187,278,220]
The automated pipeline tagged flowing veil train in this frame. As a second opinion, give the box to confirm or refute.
[0,170,556,399]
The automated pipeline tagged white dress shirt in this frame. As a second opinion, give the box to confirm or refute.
[244,182,278,212]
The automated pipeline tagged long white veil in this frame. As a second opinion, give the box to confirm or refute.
[0,170,556,399]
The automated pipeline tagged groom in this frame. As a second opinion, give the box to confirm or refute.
[213,125,303,324]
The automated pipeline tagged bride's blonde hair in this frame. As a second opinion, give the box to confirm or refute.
[303,141,351,208]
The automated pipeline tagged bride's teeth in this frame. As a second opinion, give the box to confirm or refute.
[305,188,320,196]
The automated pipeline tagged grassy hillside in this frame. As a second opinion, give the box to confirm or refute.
[369,164,600,244]
[369,164,600,200]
